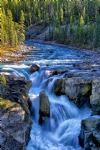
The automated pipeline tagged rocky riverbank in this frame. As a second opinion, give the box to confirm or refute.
[0,74,32,150]
[0,44,35,63]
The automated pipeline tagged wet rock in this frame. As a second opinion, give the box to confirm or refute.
[79,118,100,150]
[39,91,50,124]
[52,68,69,76]
[52,70,61,75]
[90,78,100,115]
[54,78,65,96]
[93,132,100,147]
[29,63,39,73]
[0,99,32,150]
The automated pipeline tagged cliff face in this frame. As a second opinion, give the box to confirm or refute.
[53,67,100,116]
[0,75,32,150]
[53,69,100,150]
[0,99,32,150]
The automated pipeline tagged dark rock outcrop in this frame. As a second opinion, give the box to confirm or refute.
[29,64,39,73]
[39,91,50,124]
[1,75,32,115]
[54,78,65,96]
[0,99,32,150]
[52,69,69,76]
[0,75,32,150]
[90,79,100,115]
[79,118,100,150]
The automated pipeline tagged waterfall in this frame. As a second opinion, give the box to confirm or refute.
[1,41,93,150]
[26,68,91,150]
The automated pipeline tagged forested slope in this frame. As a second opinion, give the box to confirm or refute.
[1,0,100,49]
[1,1,25,47]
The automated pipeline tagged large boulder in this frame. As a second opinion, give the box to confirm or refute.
[79,118,100,150]
[0,99,32,150]
[29,64,39,73]
[65,78,92,104]
[39,91,50,124]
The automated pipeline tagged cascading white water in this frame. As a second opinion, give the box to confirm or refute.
[1,41,94,150]
[26,68,91,150]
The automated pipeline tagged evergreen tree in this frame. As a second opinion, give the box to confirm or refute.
[7,9,15,46]
[19,10,25,44]
[1,0,100,49]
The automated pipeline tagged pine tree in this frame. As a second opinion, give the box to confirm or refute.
[1,0,100,49]
[1,9,5,44]
[19,10,25,44]
[7,9,15,46]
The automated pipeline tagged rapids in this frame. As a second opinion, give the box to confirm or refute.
[0,41,92,150]
[26,68,91,150]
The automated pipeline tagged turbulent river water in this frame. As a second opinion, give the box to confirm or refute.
[1,41,92,150]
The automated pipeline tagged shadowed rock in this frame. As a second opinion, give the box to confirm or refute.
[39,91,50,124]
[54,78,65,96]
[0,75,32,115]
[79,118,100,150]
[90,79,100,115]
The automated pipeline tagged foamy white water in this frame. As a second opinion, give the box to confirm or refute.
[0,41,93,150]
[26,68,91,150]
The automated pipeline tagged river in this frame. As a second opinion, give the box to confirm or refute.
[1,41,92,150]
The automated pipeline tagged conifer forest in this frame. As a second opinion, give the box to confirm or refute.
[1,0,100,48]
[0,1,100,150]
